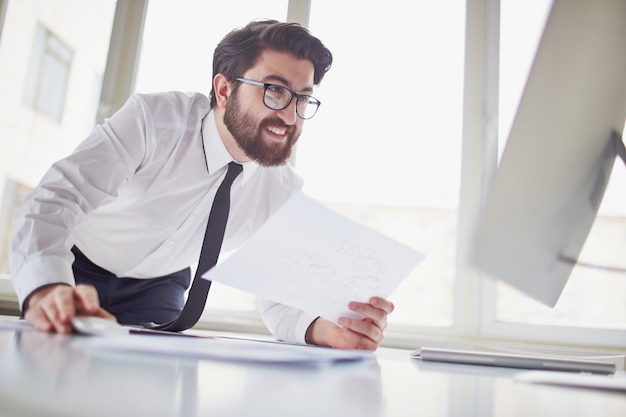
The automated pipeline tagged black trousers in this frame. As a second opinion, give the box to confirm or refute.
[71,246,191,326]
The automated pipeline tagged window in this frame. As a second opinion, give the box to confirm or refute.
[483,0,626,347]
[302,1,466,331]
[0,0,116,273]
[135,0,289,95]
[2,0,624,351]
[23,23,73,122]
[0,180,31,274]
[136,1,626,349]
[134,0,290,327]
[133,0,467,332]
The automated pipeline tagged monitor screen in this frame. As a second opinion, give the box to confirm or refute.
[472,0,626,307]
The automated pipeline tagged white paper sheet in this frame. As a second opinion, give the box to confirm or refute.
[0,318,33,332]
[203,191,425,324]
[86,333,375,366]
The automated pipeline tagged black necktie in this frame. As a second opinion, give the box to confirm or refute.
[143,161,243,332]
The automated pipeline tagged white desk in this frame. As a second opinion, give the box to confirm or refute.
[0,319,625,417]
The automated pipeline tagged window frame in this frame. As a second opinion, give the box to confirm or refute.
[475,0,626,350]
[114,0,626,350]
[22,22,73,122]
[1,0,624,351]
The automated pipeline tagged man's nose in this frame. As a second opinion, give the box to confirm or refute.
[277,99,298,125]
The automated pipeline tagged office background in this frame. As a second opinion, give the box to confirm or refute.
[0,0,624,351]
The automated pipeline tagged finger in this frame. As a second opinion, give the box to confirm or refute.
[370,296,395,314]
[52,286,78,320]
[45,288,76,333]
[306,317,364,350]
[74,284,100,313]
[73,285,116,322]
[92,307,117,321]
[24,285,76,333]
[339,317,384,345]
[348,301,388,329]
[24,306,54,333]
[335,322,379,350]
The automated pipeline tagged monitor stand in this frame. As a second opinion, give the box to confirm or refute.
[559,130,626,273]
[612,129,626,167]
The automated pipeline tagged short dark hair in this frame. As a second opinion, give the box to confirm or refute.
[209,20,333,108]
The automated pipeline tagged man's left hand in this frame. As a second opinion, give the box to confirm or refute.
[305,296,394,350]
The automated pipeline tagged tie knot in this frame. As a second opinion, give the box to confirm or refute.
[225,162,243,183]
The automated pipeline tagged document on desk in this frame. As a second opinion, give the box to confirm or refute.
[86,334,375,366]
[203,191,425,324]
[0,317,34,332]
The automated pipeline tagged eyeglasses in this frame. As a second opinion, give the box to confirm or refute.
[235,77,321,120]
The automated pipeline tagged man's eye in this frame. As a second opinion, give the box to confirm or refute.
[267,85,286,95]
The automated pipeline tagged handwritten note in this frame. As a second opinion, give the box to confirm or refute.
[203,191,425,324]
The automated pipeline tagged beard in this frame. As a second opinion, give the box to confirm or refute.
[223,91,301,167]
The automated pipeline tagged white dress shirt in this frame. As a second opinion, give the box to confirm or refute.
[10,91,319,344]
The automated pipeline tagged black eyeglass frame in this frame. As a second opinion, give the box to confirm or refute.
[235,77,321,120]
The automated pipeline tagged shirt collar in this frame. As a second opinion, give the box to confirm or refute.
[202,110,259,184]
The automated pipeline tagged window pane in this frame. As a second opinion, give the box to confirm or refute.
[0,0,116,274]
[37,49,72,120]
[135,0,288,96]
[134,0,289,317]
[304,1,466,327]
[21,23,74,121]
[496,0,626,330]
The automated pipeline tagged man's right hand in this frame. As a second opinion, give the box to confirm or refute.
[24,284,116,334]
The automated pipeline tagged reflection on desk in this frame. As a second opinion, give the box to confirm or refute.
[0,318,625,417]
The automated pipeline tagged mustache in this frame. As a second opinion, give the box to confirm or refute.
[260,117,293,134]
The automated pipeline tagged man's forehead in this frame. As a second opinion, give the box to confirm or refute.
[247,49,315,90]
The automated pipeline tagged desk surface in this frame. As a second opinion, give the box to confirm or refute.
[1,318,625,417]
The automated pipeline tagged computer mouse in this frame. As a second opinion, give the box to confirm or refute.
[71,316,128,335]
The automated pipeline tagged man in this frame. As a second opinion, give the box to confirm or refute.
[10,20,394,350]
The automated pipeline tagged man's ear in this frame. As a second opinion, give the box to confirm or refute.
[213,73,231,108]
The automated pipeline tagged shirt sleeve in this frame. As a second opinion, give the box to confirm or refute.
[9,94,150,309]
[259,299,320,345]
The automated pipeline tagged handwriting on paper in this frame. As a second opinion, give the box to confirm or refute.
[203,191,425,324]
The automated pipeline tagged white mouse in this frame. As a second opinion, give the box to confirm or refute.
[71,316,128,335]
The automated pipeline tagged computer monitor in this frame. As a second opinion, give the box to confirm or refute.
[472,0,626,307]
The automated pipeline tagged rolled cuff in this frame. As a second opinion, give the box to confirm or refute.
[260,299,320,345]
[11,255,75,311]
[294,311,320,345]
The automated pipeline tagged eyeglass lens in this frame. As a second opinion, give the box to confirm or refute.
[264,85,319,119]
